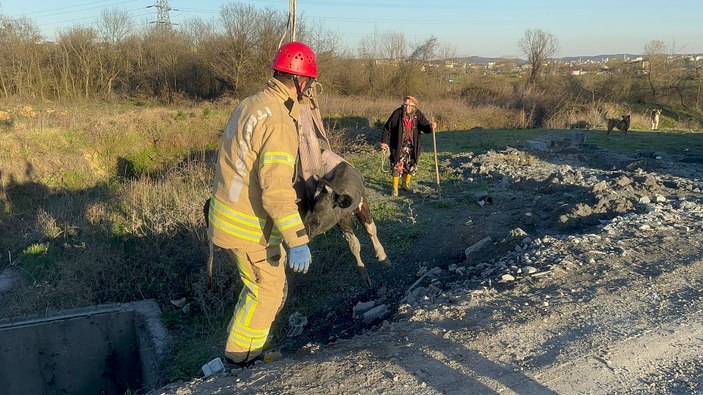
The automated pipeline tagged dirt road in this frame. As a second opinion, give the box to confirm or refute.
[154,133,703,394]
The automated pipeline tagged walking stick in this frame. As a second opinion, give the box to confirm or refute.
[431,118,441,200]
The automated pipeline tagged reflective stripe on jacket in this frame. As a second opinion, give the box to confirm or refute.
[209,78,309,249]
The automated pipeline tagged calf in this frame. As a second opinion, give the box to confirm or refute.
[204,162,390,289]
[301,161,390,288]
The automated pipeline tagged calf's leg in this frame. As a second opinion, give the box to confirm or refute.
[338,215,373,288]
[355,199,390,266]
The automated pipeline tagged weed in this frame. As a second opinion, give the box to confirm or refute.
[20,106,37,118]
[121,147,158,178]
[20,242,58,282]
[0,110,12,128]
[174,111,188,121]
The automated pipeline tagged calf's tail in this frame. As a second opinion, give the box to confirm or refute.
[203,197,214,289]
[207,239,214,289]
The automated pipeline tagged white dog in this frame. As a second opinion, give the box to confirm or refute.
[650,109,661,130]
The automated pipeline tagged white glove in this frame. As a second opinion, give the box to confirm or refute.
[288,244,312,273]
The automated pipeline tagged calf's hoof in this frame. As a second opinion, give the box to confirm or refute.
[357,270,373,289]
[361,275,373,289]
[378,257,392,266]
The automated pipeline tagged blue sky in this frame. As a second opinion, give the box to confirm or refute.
[2,0,702,58]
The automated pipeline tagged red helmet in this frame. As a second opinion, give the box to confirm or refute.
[271,42,317,78]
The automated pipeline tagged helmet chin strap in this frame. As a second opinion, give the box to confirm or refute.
[293,75,313,101]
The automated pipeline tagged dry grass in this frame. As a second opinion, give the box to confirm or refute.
[318,95,526,132]
[0,103,226,187]
[20,106,37,118]
[1,101,229,323]
[2,97,699,314]
[1,96,700,381]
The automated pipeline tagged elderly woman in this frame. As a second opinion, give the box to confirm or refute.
[380,95,436,197]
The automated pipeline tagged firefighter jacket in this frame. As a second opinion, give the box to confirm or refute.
[381,107,434,165]
[209,78,309,250]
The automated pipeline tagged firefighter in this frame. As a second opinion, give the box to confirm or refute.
[380,95,436,197]
[207,41,316,366]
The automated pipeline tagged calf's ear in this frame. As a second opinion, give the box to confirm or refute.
[314,183,334,199]
[335,193,353,209]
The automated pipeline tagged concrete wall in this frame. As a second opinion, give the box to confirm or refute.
[0,301,169,395]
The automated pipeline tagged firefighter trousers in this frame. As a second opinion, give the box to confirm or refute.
[224,243,287,363]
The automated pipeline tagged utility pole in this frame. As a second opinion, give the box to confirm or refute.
[148,0,178,28]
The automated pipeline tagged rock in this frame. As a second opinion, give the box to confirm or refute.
[0,268,21,294]
[522,266,538,275]
[501,274,516,282]
[615,176,632,187]
[510,228,528,237]
[362,304,390,324]
[353,301,376,318]
[465,236,493,258]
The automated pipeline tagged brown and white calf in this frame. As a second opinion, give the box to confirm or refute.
[300,161,390,288]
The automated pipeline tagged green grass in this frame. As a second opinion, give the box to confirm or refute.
[586,129,703,156]
[20,242,59,282]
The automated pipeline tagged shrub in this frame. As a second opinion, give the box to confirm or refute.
[0,110,12,128]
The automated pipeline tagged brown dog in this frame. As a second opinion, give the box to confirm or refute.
[606,115,631,137]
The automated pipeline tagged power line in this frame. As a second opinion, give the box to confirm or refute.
[304,15,467,25]
[5,0,143,19]
[244,0,464,10]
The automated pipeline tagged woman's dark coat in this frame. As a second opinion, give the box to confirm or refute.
[380,107,434,165]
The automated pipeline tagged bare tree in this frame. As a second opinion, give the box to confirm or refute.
[518,29,559,85]
[0,15,45,98]
[181,17,215,47]
[386,36,440,98]
[408,36,438,62]
[298,19,342,56]
[437,43,456,61]
[94,9,137,96]
[643,40,667,103]
[198,4,286,97]
[696,66,703,109]
[98,8,133,45]
[380,32,406,60]
[357,29,383,94]
[56,27,104,99]
[136,26,195,101]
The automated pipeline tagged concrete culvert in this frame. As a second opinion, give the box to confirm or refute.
[0,299,169,395]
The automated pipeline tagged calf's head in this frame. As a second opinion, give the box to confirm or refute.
[304,179,353,239]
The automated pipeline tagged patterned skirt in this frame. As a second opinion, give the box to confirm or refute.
[393,140,417,176]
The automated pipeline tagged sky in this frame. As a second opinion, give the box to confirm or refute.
[2,0,702,58]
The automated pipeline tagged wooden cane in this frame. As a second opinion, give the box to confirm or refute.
[431,118,441,200]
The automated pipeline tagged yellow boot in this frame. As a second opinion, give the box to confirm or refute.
[401,174,412,191]
[391,176,399,197]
